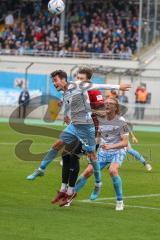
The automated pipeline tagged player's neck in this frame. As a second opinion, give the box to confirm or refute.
[63,83,69,91]
[106,113,116,121]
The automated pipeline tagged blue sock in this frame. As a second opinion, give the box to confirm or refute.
[112,175,123,201]
[128,148,146,165]
[40,149,58,170]
[90,160,101,183]
[74,176,87,193]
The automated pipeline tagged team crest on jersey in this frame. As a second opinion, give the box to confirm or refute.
[123,125,129,133]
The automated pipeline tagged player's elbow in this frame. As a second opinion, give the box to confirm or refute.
[121,137,128,148]
[121,135,129,148]
[123,139,128,147]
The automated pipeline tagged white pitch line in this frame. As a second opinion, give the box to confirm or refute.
[79,200,160,211]
[81,193,160,202]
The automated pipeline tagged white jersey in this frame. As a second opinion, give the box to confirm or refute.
[63,80,120,125]
[98,115,129,151]
[119,116,133,132]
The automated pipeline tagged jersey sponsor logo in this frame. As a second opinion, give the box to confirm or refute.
[96,95,103,101]
[100,125,119,132]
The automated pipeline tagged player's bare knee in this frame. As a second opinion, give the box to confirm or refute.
[109,168,118,176]
[84,171,93,178]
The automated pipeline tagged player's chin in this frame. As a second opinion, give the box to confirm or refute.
[55,86,61,91]
[106,109,111,113]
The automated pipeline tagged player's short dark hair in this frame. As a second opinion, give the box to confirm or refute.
[77,67,93,80]
[50,70,67,81]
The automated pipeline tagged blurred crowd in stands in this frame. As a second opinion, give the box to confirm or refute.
[0,0,138,58]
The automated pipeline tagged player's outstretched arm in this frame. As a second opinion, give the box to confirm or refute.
[84,83,131,91]
[119,83,131,91]
[89,83,120,90]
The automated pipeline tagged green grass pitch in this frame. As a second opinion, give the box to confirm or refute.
[0,122,160,240]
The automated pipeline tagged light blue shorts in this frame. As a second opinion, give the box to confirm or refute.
[97,148,126,169]
[60,123,96,152]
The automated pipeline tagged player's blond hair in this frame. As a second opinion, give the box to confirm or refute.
[105,96,120,115]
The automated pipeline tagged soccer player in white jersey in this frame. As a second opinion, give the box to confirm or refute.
[26,68,130,200]
[75,97,129,211]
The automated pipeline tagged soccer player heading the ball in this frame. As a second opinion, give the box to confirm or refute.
[27,67,130,203]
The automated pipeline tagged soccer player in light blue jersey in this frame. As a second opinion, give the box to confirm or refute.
[26,68,130,201]
[75,97,129,211]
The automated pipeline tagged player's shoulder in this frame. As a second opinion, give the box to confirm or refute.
[116,116,128,128]
[119,116,126,122]
[115,116,129,135]
[118,116,131,127]
[67,81,80,92]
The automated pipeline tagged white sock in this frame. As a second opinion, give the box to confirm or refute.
[60,183,67,192]
[38,167,43,172]
[95,182,102,187]
[67,186,74,196]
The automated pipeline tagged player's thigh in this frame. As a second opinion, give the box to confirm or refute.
[109,150,126,166]
[97,149,109,170]
[60,126,78,145]
[63,139,81,156]
[73,124,96,152]
[108,150,126,175]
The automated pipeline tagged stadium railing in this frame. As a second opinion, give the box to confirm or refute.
[0,49,133,60]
